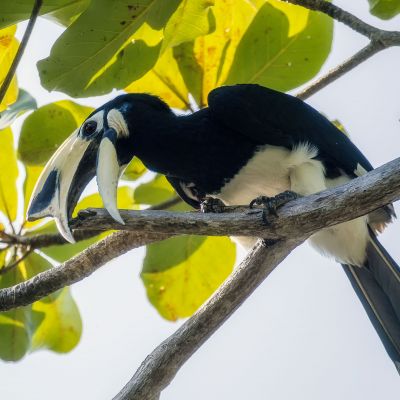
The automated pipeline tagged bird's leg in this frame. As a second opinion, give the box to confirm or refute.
[200,197,226,213]
[249,191,300,224]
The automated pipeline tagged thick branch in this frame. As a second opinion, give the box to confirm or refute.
[71,157,400,239]
[1,156,399,311]
[114,238,300,400]
[0,231,171,311]
[111,155,400,399]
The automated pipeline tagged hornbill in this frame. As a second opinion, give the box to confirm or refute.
[27,84,400,372]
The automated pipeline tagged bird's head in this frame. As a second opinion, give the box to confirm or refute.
[27,93,172,243]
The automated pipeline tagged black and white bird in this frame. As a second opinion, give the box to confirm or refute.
[27,84,400,371]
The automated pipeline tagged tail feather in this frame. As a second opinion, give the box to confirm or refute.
[342,228,400,373]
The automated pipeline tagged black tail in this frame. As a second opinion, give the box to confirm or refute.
[342,228,400,373]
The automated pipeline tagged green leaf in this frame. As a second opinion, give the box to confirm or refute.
[0,128,18,222]
[24,252,82,353]
[43,0,90,26]
[0,89,37,130]
[18,100,93,165]
[143,235,207,272]
[0,0,90,29]
[73,186,135,215]
[85,40,162,96]
[134,174,175,205]
[134,175,189,211]
[368,0,400,19]
[37,0,181,97]
[0,261,31,361]
[122,157,147,181]
[161,0,215,52]
[126,45,195,110]
[225,1,333,91]
[0,251,82,360]
[142,236,236,321]
[31,287,82,353]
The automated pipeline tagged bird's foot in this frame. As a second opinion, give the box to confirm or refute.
[200,197,226,213]
[249,191,299,224]
[77,209,97,220]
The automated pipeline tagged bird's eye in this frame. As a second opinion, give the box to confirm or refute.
[82,121,97,136]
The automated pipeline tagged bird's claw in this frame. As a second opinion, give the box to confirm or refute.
[249,191,299,224]
[200,197,226,213]
[77,209,97,220]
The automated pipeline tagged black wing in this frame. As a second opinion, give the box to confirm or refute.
[208,84,373,178]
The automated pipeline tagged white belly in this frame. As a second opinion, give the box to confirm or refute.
[216,143,368,266]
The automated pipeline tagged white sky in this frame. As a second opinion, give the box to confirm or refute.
[1,1,400,399]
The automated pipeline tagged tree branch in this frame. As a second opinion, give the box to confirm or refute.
[297,42,382,100]
[0,0,42,104]
[284,0,400,43]
[0,231,171,311]
[1,156,400,311]
[110,155,400,399]
[71,157,400,239]
[114,238,300,400]
[285,0,400,99]
[1,229,101,249]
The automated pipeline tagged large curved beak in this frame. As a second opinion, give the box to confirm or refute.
[27,128,128,243]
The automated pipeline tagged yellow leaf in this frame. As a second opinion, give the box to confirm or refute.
[0,128,18,222]
[142,236,236,321]
[72,186,136,217]
[23,165,44,230]
[126,0,331,108]
[126,47,192,109]
[126,0,259,109]
[193,0,259,106]
[269,0,309,36]
[0,26,19,111]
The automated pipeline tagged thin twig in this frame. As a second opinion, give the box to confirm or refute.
[284,0,385,39]
[297,42,382,100]
[0,248,32,275]
[287,0,400,99]
[3,229,102,249]
[0,0,42,104]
